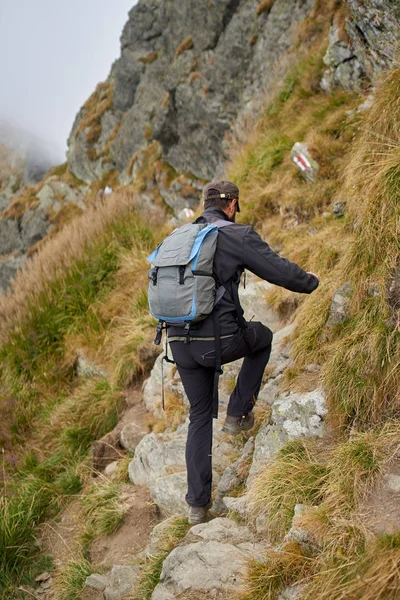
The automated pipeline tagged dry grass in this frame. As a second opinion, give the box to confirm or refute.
[0,190,140,337]
[139,51,159,64]
[247,438,328,540]
[188,71,201,83]
[149,388,187,434]
[292,67,400,427]
[245,424,400,600]
[75,81,113,146]
[256,0,275,17]
[238,541,312,600]
[175,35,193,58]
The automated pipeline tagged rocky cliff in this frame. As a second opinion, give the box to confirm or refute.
[67,0,400,186]
[1,0,399,295]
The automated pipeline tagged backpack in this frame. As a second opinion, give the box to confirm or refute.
[147,220,233,333]
[147,219,234,417]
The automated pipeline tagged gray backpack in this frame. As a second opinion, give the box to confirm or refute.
[147,220,232,333]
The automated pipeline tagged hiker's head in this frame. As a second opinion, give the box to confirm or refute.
[203,180,240,221]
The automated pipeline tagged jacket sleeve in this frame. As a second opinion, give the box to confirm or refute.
[243,227,319,294]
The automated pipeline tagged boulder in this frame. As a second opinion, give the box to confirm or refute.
[249,389,327,478]
[278,584,307,600]
[120,422,146,453]
[20,210,49,250]
[265,323,294,379]
[149,471,188,517]
[283,504,310,546]
[36,177,89,213]
[212,437,254,515]
[103,565,140,600]
[223,495,248,520]
[145,515,185,557]
[0,217,23,255]
[128,432,186,487]
[152,540,250,598]
[320,24,364,92]
[190,518,252,544]
[326,282,352,326]
[346,0,400,81]
[86,573,110,592]
[333,200,346,218]
[0,253,25,294]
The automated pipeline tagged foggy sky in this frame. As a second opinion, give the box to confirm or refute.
[0,0,136,161]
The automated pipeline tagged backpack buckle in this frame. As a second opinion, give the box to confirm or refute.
[184,322,191,344]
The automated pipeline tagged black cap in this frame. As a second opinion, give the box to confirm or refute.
[203,180,240,212]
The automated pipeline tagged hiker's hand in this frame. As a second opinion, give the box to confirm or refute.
[308,272,319,280]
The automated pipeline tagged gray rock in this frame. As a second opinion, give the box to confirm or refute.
[320,24,364,92]
[249,389,327,479]
[75,354,108,378]
[283,504,310,546]
[357,94,375,113]
[249,420,289,481]
[104,460,119,478]
[120,421,145,452]
[36,177,89,213]
[20,210,49,250]
[272,389,327,438]
[85,573,111,591]
[0,217,23,255]
[257,375,282,408]
[0,253,25,294]
[104,565,140,600]
[149,471,188,517]
[385,474,400,493]
[223,495,248,520]
[128,432,186,487]
[145,515,184,557]
[278,584,307,600]
[239,273,283,333]
[0,194,10,212]
[212,437,254,515]
[266,322,295,379]
[326,282,352,326]
[190,517,252,544]
[157,174,203,217]
[152,540,250,598]
[304,364,320,373]
[290,142,319,183]
[151,587,174,600]
[333,200,346,218]
[346,0,400,82]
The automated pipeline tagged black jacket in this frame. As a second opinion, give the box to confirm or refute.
[168,206,319,338]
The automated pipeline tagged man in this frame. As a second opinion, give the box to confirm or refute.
[168,180,319,525]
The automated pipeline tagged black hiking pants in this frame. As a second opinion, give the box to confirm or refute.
[169,321,273,508]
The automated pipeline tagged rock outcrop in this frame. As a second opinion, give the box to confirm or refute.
[67,0,316,189]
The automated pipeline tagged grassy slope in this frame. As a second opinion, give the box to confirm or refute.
[226,23,400,600]
[0,3,399,599]
[0,192,166,596]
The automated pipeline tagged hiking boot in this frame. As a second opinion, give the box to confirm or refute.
[221,410,255,435]
[187,502,212,525]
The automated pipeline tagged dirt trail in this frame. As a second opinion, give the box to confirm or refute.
[90,485,158,566]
